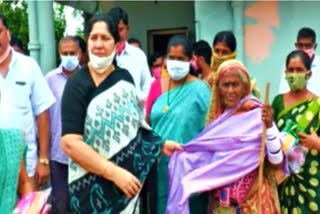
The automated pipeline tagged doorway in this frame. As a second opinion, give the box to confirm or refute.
[147,27,188,57]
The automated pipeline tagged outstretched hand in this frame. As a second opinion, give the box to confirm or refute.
[161,140,183,156]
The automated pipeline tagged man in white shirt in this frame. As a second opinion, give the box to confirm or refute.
[279,27,320,96]
[0,13,55,188]
[108,7,153,111]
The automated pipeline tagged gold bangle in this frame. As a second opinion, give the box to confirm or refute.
[38,158,49,165]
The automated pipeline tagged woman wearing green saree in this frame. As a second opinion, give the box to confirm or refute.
[146,35,211,214]
[272,50,320,213]
[0,129,33,213]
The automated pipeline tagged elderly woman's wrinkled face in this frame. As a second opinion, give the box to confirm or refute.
[219,70,247,110]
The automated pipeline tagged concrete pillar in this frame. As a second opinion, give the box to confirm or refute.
[36,0,56,74]
[27,1,40,63]
[231,1,244,62]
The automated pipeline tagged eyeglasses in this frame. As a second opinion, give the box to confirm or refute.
[295,42,315,50]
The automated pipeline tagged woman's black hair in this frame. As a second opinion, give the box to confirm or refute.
[167,35,198,76]
[286,50,311,70]
[213,31,236,52]
[167,35,192,59]
[84,14,119,43]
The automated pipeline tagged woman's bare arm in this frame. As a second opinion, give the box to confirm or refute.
[61,134,142,199]
[18,159,33,197]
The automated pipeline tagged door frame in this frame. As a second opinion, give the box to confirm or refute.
[147,27,188,56]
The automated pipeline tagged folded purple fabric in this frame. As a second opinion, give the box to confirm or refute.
[166,97,286,214]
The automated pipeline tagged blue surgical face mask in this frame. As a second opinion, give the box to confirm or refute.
[61,55,79,72]
[166,59,190,80]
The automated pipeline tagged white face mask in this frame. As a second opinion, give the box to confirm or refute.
[89,50,115,74]
[166,59,190,80]
[60,55,79,72]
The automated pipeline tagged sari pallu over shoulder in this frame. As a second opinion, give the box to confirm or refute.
[166,96,288,214]
[275,96,320,132]
[68,80,164,214]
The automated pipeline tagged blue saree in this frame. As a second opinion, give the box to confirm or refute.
[150,80,211,214]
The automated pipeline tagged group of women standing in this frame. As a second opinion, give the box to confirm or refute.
[145,26,320,214]
[2,12,320,214]
[160,37,320,214]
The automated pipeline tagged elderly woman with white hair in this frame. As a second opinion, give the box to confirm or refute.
[166,60,287,214]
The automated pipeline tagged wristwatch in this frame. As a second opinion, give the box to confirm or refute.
[39,158,50,165]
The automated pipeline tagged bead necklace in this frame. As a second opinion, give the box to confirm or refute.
[163,78,187,113]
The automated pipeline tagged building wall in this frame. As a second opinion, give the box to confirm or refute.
[195,0,320,99]
[100,1,195,55]
[195,1,233,41]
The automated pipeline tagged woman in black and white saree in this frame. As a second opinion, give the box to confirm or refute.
[61,14,182,214]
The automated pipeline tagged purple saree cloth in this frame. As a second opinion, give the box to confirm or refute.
[166,97,282,214]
